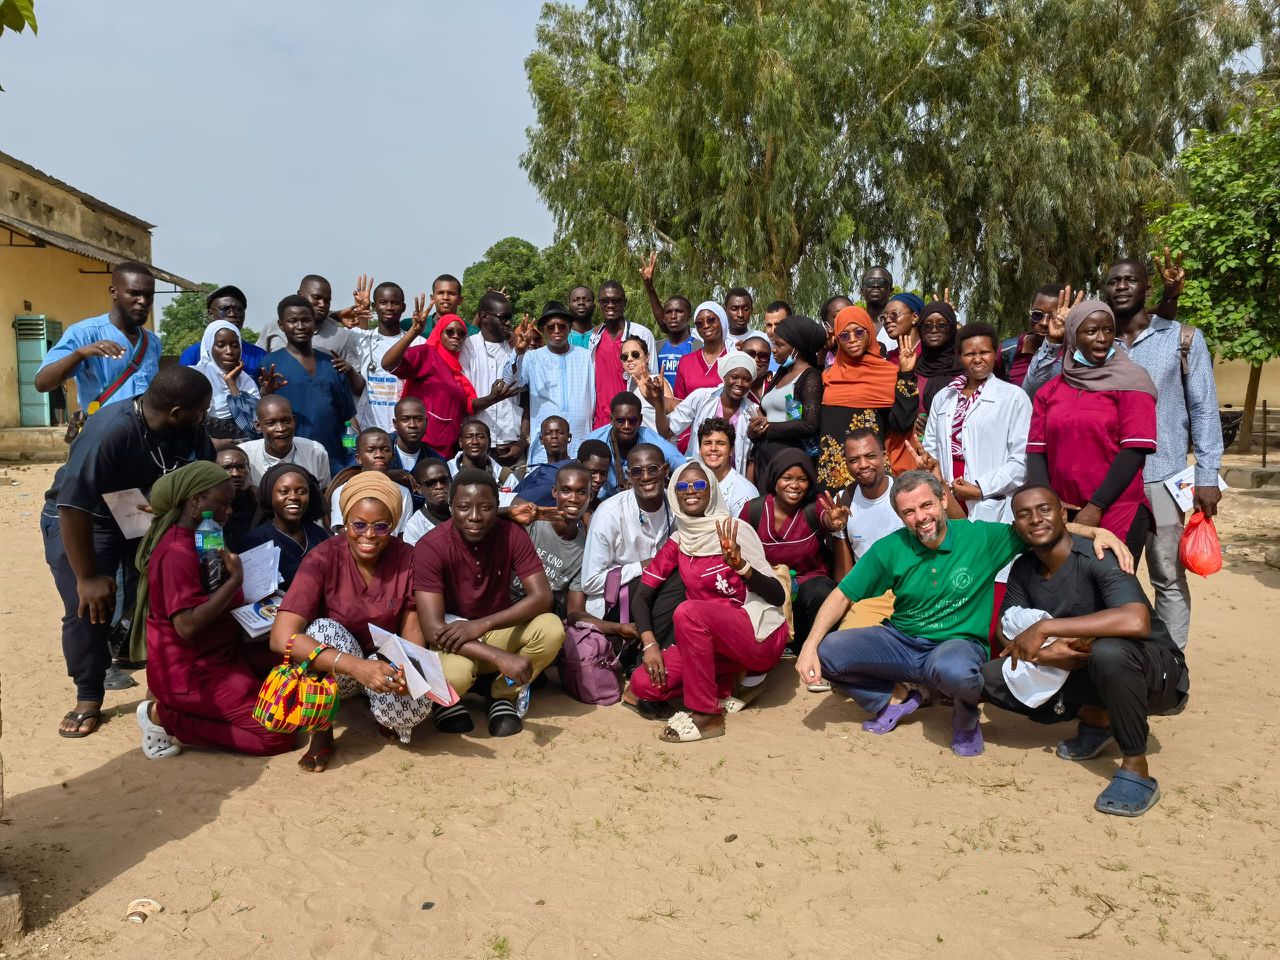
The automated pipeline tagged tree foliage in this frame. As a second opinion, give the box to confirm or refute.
[158,286,258,355]
[462,235,619,325]
[1152,90,1280,449]
[0,0,38,92]
[522,0,1261,329]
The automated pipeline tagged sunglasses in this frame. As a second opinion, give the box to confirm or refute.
[613,415,640,426]
[920,321,950,333]
[863,278,891,288]
[1029,310,1050,323]
[349,519,392,536]
[421,477,450,487]
[620,350,645,362]
[837,327,870,342]
[542,320,568,332]
[486,311,515,323]
[599,296,625,305]
[675,479,709,493]
[630,465,664,479]
[744,350,770,361]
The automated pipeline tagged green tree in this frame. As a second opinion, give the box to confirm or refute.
[462,237,547,320]
[0,0,37,91]
[158,286,258,355]
[523,0,1259,328]
[1152,91,1280,452]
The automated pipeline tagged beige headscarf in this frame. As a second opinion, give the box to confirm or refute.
[339,472,405,527]
[667,463,785,641]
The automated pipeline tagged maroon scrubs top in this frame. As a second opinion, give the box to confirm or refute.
[673,347,727,399]
[641,539,749,605]
[279,534,415,652]
[592,326,627,428]
[1028,376,1157,539]
[145,526,245,700]
[414,518,543,619]
[392,344,471,454]
[739,495,830,584]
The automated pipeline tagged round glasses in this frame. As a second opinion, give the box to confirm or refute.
[675,479,709,492]
[837,327,870,342]
[349,520,392,536]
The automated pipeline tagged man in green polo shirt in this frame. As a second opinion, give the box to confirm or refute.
[795,471,1130,757]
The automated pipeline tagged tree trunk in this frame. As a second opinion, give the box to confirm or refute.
[1234,363,1263,454]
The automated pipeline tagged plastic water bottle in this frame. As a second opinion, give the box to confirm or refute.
[195,511,225,592]
[342,420,358,455]
[789,568,799,600]
[785,395,804,421]
[505,676,532,718]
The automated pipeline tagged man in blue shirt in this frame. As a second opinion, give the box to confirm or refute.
[36,261,161,413]
[587,391,686,499]
[177,285,265,376]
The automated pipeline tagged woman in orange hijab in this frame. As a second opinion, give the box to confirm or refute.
[818,305,920,486]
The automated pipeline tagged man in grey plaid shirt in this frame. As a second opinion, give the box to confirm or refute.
[1023,255,1223,651]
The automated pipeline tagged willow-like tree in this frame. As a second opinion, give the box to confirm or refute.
[523,0,1259,326]
[1153,91,1280,452]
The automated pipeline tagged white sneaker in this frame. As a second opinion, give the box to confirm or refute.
[136,701,182,759]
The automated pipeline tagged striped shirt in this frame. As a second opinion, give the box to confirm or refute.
[503,345,594,465]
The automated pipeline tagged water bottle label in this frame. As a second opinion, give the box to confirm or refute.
[785,396,803,421]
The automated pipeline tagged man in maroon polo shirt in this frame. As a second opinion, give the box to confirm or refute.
[415,468,566,737]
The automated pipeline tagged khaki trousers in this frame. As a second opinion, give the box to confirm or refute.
[440,613,566,701]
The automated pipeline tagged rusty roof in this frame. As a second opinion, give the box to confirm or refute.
[0,149,156,231]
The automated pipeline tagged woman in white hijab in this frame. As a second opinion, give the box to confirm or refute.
[194,319,260,439]
[623,462,789,743]
[656,350,760,469]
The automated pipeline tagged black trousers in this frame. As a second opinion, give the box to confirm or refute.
[793,575,837,649]
[41,509,137,701]
[981,635,1188,757]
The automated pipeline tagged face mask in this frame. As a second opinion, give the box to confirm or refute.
[1073,347,1116,367]
[779,354,795,370]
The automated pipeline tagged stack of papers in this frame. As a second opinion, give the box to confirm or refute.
[1163,466,1228,512]
[231,592,286,638]
[370,624,459,707]
[231,542,284,639]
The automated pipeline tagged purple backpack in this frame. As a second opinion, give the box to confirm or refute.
[557,568,628,705]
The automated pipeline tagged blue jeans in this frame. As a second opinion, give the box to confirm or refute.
[817,622,985,730]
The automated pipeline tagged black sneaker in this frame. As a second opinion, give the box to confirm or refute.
[103,666,138,691]
[488,700,522,737]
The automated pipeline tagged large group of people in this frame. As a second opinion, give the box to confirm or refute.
[34,248,1220,816]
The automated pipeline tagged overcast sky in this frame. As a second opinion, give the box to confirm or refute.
[0,0,556,331]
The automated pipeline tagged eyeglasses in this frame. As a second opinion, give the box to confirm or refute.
[920,321,950,333]
[486,311,514,323]
[1029,310,1050,323]
[630,465,664,479]
[349,519,392,536]
[863,278,891,289]
[744,350,770,361]
[599,296,625,305]
[837,327,870,342]
[613,415,640,426]
[675,479,709,492]
[421,477,449,487]
[215,305,245,318]
[542,320,568,332]
[620,350,644,362]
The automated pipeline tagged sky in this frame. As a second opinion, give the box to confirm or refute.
[0,0,557,332]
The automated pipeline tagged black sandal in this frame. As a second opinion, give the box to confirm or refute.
[621,698,675,722]
[58,708,101,739]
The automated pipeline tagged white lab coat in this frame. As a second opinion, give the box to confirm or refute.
[923,376,1031,525]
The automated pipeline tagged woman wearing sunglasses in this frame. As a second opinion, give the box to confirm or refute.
[622,463,788,743]
[273,472,430,772]
[817,305,920,488]
[673,301,731,399]
[619,335,676,431]
[240,462,330,591]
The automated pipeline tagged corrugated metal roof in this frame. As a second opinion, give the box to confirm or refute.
[0,210,200,291]
[0,150,155,230]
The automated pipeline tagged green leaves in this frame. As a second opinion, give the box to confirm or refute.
[159,285,216,356]
[0,0,37,35]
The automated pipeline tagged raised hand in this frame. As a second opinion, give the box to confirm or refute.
[897,328,920,372]
[641,250,658,284]
[410,294,429,336]
[639,375,664,402]
[353,274,373,312]
[930,286,954,307]
[221,362,245,394]
[78,339,126,360]
[1048,285,1084,343]
[716,518,743,570]
[817,491,849,533]
[1159,246,1185,298]
[257,363,287,395]
[507,501,538,526]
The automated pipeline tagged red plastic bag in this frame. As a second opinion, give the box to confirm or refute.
[1178,510,1223,577]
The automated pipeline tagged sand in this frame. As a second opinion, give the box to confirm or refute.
[0,461,1278,960]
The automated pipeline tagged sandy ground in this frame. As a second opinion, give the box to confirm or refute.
[0,461,1278,960]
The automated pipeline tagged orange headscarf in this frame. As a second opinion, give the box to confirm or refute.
[821,306,899,407]
[425,313,477,409]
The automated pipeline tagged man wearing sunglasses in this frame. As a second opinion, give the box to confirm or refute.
[504,301,595,466]
[177,284,266,377]
[460,291,528,468]
[587,391,687,499]
[587,280,657,429]
[859,266,899,353]
[1000,283,1061,386]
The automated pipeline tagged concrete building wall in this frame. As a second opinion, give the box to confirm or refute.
[1214,358,1280,408]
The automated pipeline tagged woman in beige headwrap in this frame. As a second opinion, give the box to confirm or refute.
[624,462,790,743]
[272,472,431,772]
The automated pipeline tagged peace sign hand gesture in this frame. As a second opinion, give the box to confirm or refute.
[716,519,743,570]
[817,491,849,533]
[930,286,954,307]
[409,294,429,337]
[1159,246,1186,298]
[641,250,658,284]
[1047,285,1084,344]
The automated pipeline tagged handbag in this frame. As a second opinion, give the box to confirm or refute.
[253,637,339,733]
[558,567,629,705]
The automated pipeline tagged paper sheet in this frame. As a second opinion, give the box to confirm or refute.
[238,541,281,603]
[231,592,285,638]
[102,488,152,539]
[1163,466,1228,512]
[370,624,459,706]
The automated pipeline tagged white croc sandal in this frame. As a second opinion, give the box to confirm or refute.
[137,701,182,759]
[658,711,725,743]
[806,680,832,693]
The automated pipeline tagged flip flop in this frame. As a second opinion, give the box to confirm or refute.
[433,703,474,734]
[862,690,922,734]
[488,700,523,737]
[297,746,336,773]
[621,698,675,721]
[1094,769,1160,817]
[721,678,767,714]
[58,707,101,739]
[1057,722,1116,761]
[658,711,725,743]
[806,680,832,693]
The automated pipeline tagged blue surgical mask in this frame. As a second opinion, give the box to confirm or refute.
[779,354,795,370]
[1073,347,1116,367]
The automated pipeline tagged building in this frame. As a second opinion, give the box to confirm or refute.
[0,150,197,438]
